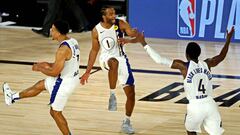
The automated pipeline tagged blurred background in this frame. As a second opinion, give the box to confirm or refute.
[0,0,126,28]
[1,0,239,43]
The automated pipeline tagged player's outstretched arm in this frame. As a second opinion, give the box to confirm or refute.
[80,28,100,85]
[205,27,234,68]
[137,32,188,76]
[143,44,173,67]
[136,32,172,67]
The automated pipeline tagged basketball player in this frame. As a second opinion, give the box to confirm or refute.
[2,20,80,135]
[80,6,138,134]
[130,27,234,135]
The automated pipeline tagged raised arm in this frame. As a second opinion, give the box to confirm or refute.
[143,44,173,67]
[32,45,71,77]
[80,27,100,85]
[205,27,234,68]
[117,20,140,44]
[120,20,138,37]
[137,32,188,77]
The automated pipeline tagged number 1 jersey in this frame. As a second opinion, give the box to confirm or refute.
[96,22,123,59]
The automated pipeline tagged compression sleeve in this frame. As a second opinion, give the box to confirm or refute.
[144,45,173,67]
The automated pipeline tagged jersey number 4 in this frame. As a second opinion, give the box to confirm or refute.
[198,79,206,94]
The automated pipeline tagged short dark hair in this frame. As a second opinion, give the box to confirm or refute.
[53,20,69,35]
[186,42,201,60]
[100,5,113,16]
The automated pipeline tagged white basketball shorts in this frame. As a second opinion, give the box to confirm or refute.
[99,54,134,86]
[44,76,79,111]
[185,97,224,135]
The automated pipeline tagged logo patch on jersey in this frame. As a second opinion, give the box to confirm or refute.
[114,25,119,30]
[101,37,115,50]
[177,0,196,38]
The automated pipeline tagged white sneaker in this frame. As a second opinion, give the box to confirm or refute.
[108,94,117,111]
[121,119,135,134]
[2,83,14,105]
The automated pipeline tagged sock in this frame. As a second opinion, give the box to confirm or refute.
[110,89,115,95]
[12,92,20,101]
[124,115,130,122]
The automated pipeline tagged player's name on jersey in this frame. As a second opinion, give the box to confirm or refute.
[187,68,212,83]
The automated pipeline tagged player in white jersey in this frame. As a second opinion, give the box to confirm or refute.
[122,27,234,135]
[2,20,80,135]
[80,6,139,134]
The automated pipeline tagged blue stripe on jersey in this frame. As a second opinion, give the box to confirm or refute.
[185,61,190,73]
[49,76,63,104]
[115,19,125,56]
[60,41,71,49]
[120,45,126,55]
[124,54,134,85]
[60,41,75,56]
[186,61,190,69]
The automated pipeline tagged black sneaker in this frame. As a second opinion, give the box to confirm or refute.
[32,28,49,37]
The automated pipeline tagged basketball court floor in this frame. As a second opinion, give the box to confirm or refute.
[0,27,239,135]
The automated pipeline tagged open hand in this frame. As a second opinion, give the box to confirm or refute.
[80,72,90,85]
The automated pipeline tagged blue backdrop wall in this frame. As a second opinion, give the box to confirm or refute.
[128,0,240,42]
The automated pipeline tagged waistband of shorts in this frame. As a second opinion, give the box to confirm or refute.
[189,96,213,103]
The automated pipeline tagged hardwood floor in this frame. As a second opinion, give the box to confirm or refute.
[0,27,239,135]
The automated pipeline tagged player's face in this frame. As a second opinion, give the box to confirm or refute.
[103,8,116,24]
[50,25,60,40]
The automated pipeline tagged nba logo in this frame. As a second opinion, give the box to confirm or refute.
[177,0,196,38]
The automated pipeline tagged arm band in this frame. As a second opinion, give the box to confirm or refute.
[144,45,173,67]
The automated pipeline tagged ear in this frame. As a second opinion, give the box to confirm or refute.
[57,32,61,37]
[103,15,106,19]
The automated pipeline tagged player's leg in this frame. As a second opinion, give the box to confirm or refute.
[121,85,135,134]
[118,57,135,117]
[107,58,118,90]
[123,85,135,117]
[107,58,118,111]
[185,103,204,135]
[118,57,135,134]
[65,0,89,31]
[2,80,45,105]
[49,80,77,135]
[19,80,45,98]
[203,100,224,135]
[50,108,71,135]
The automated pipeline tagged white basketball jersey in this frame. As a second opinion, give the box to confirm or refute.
[59,38,80,79]
[96,23,124,58]
[183,60,213,100]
